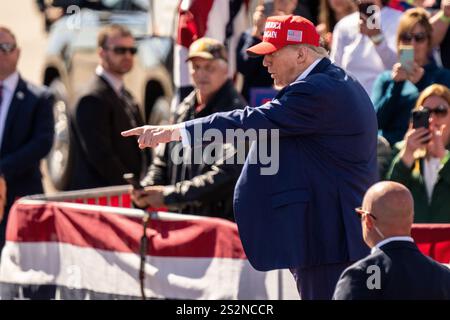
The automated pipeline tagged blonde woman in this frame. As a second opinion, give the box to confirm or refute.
[387,84,450,223]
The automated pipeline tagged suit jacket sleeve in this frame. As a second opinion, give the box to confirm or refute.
[184,82,324,147]
[0,90,54,180]
[73,95,130,185]
[142,142,242,208]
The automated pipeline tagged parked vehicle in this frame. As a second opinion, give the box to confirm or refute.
[42,0,175,190]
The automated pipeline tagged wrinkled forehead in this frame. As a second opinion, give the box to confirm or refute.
[105,33,134,47]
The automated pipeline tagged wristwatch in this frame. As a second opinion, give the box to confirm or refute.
[370,33,385,45]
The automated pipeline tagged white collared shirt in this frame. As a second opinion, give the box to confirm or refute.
[0,71,20,149]
[95,65,124,96]
[370,236,414,254]
[292,58,323,83]
[330,7,402,95]
[423,156,445,203]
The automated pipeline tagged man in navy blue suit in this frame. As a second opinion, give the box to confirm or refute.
[122,15,378,299]
[333,181,450,299]
[0,26,54,253]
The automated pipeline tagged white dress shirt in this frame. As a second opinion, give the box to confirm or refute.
[371,236,414,254]
[423,155,445,203]
[95,65,124,96]
[330,7,403,95]
[0,71,20,150]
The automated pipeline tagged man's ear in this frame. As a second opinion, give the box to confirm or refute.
[296,47,307,63]
[98,47,106,59]
[364,214,375,230]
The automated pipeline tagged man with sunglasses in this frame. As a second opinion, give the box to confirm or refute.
[67,24,150,190]
[0,26,54,253]
[333,181,450,300]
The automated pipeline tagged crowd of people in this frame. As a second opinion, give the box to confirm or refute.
[1,0,450,300]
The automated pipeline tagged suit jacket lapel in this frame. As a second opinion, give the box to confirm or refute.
[1,77,27,152]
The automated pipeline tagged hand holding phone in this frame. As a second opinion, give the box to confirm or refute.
[412,109,430,129]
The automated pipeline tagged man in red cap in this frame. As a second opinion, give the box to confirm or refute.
[122,15,378,299]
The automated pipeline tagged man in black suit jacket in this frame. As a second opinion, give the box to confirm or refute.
[67,24,149,190]
[0,26,54,251]
[333,181,450,300]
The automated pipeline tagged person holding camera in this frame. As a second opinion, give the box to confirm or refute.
[372,8,450,147]
[330,0,402,95]
[386,84,450,223]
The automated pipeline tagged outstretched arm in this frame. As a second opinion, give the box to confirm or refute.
[122,123,184,148]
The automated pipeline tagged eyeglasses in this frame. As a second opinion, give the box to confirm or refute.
[399,32,428,44]
[355,207,378,220]
[0,43,17,54]
[104,46,138,55]
[421,105,449,117]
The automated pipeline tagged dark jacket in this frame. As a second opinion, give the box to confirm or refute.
[141,80,246,221]
[68,75,149,190]
[0,77,54,206]
[183,58,377,271]
[0,76,54,248]
[236,30,274,103]
[387,141,450,223]
[333,241,450,300]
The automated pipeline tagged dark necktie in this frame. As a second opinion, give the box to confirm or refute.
[120,87,141,128]
[120,86,149,177]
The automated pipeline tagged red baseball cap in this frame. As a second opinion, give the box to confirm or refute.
[247,15,320,56]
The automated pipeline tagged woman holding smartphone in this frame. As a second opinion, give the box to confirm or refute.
[372,8,450,146]
[386,84,450,223]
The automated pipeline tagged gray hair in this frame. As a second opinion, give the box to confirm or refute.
[289,43,329,58]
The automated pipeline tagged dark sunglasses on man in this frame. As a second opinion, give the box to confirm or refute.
[399,32,427,44]
[104,46,138,55]
[0,43,17,54]
[355,207,378,220]
[420,105,449,117]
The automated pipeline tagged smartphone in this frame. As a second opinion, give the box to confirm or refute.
[412,109,430,129]
[123,173,143,190]
[399,45,414,74]
[358,1,376,18]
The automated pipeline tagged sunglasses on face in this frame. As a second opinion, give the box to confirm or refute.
[399,32,428,44]
[104,46,138,55]
[355,207,378,220]
[421,105,449,117]
[0,43,17,54]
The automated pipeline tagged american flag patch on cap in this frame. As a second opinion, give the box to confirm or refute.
[287,30,302,42]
